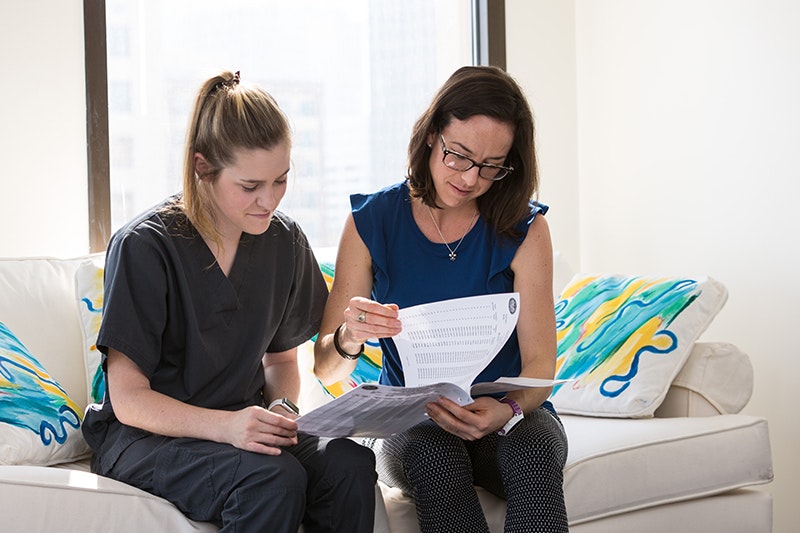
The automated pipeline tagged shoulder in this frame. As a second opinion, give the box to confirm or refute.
[518,200,549,229]
[105,197,194,271]
[351,181,407,211]
[512,211,552,273]
[109,200,177,249]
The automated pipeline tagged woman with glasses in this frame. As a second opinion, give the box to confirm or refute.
[82,71,377,533]
[314,65,568,532]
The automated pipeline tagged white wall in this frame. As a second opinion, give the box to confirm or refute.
[508,1,800,531]
[506,1,581,271]
[0,0,89,257]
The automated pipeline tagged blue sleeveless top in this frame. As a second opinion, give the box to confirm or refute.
[351,181,548,389]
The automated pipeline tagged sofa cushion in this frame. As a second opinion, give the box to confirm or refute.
[0,321,90,466]
[0,464,218,532]
[560,413,773,524]
[75,259,106,405]
[0,461,392,533]
[655,341,753,417]
[551,274,728,417]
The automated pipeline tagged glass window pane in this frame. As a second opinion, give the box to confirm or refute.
[106,0,473,249]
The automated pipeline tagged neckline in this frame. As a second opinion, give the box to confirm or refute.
[402,184,481,252]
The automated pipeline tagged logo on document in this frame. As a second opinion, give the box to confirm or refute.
[508,297,518,315]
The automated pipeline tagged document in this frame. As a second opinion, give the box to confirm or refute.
[394,292,521,392]
[296,377,562,438]
[297,293,568,438]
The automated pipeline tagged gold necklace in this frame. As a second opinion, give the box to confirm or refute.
[426,205,478,261]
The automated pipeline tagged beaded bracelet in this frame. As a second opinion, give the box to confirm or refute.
[333,323,363,360]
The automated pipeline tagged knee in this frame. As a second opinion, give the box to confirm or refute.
[238,450,308,494]
[324,437,376,474]
[390,422,469,473]
[500,413,568,470]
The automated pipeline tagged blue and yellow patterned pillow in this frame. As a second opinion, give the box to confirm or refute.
[551,274,728,418]
[75,261,106,405]
[0,321,90,465]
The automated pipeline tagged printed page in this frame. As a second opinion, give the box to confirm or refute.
[469,376,573,396]
[296,382,472,438]
[296,378,566,439]
[394,292,520,391]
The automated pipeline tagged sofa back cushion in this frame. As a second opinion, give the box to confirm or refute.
[0,257,92,409]
[655,341,753,417]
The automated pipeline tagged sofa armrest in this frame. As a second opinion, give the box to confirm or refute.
[655,342,754,417]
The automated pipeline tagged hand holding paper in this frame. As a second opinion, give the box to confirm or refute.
[297,293,569,438]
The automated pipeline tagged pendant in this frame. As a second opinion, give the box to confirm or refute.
[449,251,457,261]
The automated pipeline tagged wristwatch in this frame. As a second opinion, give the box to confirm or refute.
[497,397,524,436]
[268,397,300,416]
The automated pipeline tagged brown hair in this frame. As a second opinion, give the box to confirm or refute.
[406,66,538,239]
[179,71,291,247]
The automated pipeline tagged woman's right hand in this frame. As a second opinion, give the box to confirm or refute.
[341,296,402,345]
[225,405,299,456]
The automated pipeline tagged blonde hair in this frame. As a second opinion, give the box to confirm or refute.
[180,71,290,247]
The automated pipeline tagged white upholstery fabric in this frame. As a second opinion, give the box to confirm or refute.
[569,488,772,533]
[561,413,773,523]
[655,341,754,417]
[0,463,218,532]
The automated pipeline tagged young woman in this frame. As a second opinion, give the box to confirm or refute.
[82,71,377,533]
[314,66,568,532]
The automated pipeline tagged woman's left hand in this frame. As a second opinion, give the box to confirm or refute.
[425,396,514,440]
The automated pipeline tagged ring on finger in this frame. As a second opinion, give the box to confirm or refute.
[357,310,367,323]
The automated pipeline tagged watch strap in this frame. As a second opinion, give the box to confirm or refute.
[497,397,524,436]
[268,397,300,416]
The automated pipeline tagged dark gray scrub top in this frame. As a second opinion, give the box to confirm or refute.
[82,198,328,473]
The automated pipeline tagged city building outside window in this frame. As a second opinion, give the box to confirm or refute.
[105,0,474,249]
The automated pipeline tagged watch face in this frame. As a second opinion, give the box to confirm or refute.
[282,398,300,416]
[269,397,300,416]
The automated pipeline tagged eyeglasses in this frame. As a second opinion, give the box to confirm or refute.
[439,135,514,181]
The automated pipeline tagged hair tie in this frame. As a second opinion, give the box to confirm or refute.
[212,71,241,93]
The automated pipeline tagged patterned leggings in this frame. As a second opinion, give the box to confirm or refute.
[367,407,568,533]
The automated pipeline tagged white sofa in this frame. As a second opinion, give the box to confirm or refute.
[0,254,774,532]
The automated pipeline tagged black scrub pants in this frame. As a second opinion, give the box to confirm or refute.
[106,433,377,533]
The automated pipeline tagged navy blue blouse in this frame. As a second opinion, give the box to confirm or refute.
[351,181,547,389]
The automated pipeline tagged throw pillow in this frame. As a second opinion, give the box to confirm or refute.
[550,274,728,418]
[316,261,382,398]
[75,260,105,405]
[0,321,91,465]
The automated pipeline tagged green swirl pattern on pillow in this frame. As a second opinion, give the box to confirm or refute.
[551,274,727,418]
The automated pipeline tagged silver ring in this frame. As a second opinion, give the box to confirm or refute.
[357,311,367,323]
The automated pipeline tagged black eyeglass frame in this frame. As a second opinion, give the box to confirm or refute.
[439,135,514,181]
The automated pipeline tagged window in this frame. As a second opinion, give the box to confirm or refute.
[103,0,475,249]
